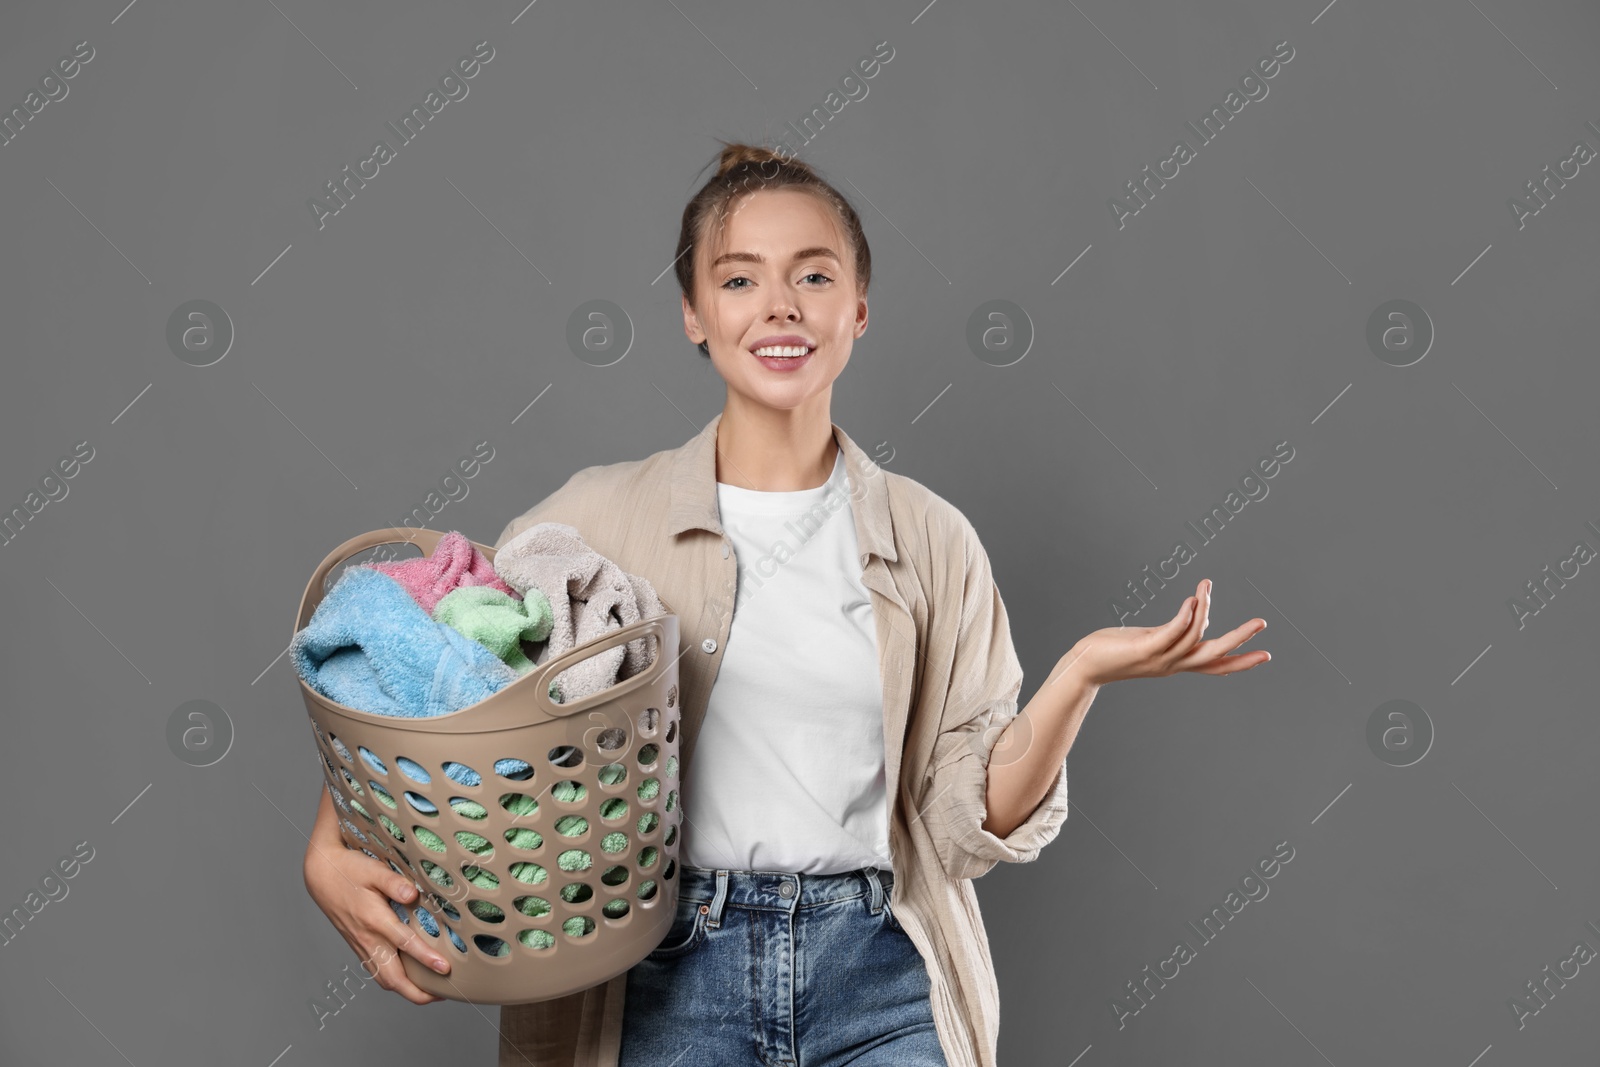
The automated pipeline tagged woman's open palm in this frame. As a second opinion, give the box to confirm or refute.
[1072,579,1269,686]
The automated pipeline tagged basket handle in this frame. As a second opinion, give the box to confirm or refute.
[293,527,453,637]
[525,612,675,719]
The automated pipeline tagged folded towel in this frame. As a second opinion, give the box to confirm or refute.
[432,585,555,676]
[292,566,517,717]
[492,522,665,702]
[366,530,518,615]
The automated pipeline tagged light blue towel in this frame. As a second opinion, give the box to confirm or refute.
[293,566,518,718]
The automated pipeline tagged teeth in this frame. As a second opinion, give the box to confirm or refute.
[752,345,810,358]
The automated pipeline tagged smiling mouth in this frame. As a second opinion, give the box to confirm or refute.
[749,344,814,359]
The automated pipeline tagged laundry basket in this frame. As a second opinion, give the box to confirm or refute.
[293,528,684,1005]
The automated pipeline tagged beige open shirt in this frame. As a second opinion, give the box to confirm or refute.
[491,412,1070,1066]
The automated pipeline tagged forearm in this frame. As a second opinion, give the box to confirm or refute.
[980,644,1100,839]
[308,786,345,858]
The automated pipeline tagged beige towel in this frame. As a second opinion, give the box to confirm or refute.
[492,522,665,702]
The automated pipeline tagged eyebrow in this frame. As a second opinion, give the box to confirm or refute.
[710,247,842,269]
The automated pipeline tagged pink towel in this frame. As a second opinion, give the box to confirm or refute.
[365,530,519,615]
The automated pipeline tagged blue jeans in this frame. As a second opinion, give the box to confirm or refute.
[619,863,948,1067]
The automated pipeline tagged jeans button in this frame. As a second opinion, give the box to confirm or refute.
[778,882,794,898]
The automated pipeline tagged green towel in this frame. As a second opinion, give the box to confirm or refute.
[432,585,555,675]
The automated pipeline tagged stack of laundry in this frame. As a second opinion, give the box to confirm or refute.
[292,524,666,765]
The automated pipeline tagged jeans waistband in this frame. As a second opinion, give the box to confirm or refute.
[674,863,893,926]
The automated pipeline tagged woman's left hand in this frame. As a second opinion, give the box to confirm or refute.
[1067,578,1269,686]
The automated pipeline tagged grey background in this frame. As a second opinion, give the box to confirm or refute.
[2,0,1597,1064]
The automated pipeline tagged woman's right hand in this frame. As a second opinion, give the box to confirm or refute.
[303,792,452,1004]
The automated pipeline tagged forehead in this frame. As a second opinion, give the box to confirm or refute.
[704,187,844,260]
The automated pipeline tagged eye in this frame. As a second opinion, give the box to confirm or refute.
[802,272,833,285]
[721,276,752,290]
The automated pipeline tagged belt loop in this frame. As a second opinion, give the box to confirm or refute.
[707,869,730,927]
[861,866,885,914]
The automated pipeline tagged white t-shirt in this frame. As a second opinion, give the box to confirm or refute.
[681,445,894,874]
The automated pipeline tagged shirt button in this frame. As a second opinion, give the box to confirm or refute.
[778,882,794,898]
[721,542,730,558]
[701,637,717,654]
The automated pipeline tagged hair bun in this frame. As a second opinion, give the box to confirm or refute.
[714,141,800,180]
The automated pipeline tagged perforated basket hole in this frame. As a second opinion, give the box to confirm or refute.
[638,707,659,735]
[560,882,593,904]
[518,929,555,950]
[637,880,658,901]
[599,798,629,821]
[510,862,548,886]
[405,792,438,817]
[602,899,630,919]
[601,865,629,887]
[637,812,659,835]
[397,756,431,784]
[664,825,678,847]
[667,684,677,708]
[558,849,593,873]
[386,859,406,878]
[637,846,659,870]
[548,745,583,769]
[455,831,493,858]
[339,769,365,797]
[439,899,461,921]
[596,727,628,753]
[341,819,369,844]
[328,734,353,763]
[497,759,535,782]
[600,832,629,855]
[664,755,678,779]
[552,780,587,804]
[421,861,455,890]
[504,828,543,850]
[318,750,336,779]
[554,815,588,838]
[637,744,659,768]
[665,719,677,743]
[379,815,406,843]
[414,907,440,937]
[369,782,397,809]
[514,895,551,918]
[500,793,538,818]
[598,763,627,786]
[468,900,505,923]
[474,935,510,958]
[663,859,676,880]
[665,789,678,813]
[446,927,468,953]
[443,761,482,787]
[388,899,410,924]
[637,777,660,801]
[462,864,499,890]
[311,719,328,746]
[450,797,488,820]
[359,746,388,776]
[414,827,447,854]
[349,799,374,823]
[563,916,597,937]
[361,846,381,862]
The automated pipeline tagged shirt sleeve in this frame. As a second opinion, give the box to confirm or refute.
[916,512,1070,883]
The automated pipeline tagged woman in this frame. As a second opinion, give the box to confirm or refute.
[303,142,1270,1066]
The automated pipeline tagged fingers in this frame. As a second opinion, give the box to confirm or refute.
[1185,649,1271,676]
[377,918,452,1003]
[1173,617,1269,673]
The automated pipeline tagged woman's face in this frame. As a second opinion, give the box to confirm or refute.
[683,187,867,412]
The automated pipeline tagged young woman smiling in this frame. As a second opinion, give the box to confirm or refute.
[305,141,1271,1067]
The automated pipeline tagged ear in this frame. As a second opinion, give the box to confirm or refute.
[682,293,705,345]
[853,294,869,339]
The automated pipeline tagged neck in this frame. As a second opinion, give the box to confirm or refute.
[715,393,838,492]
